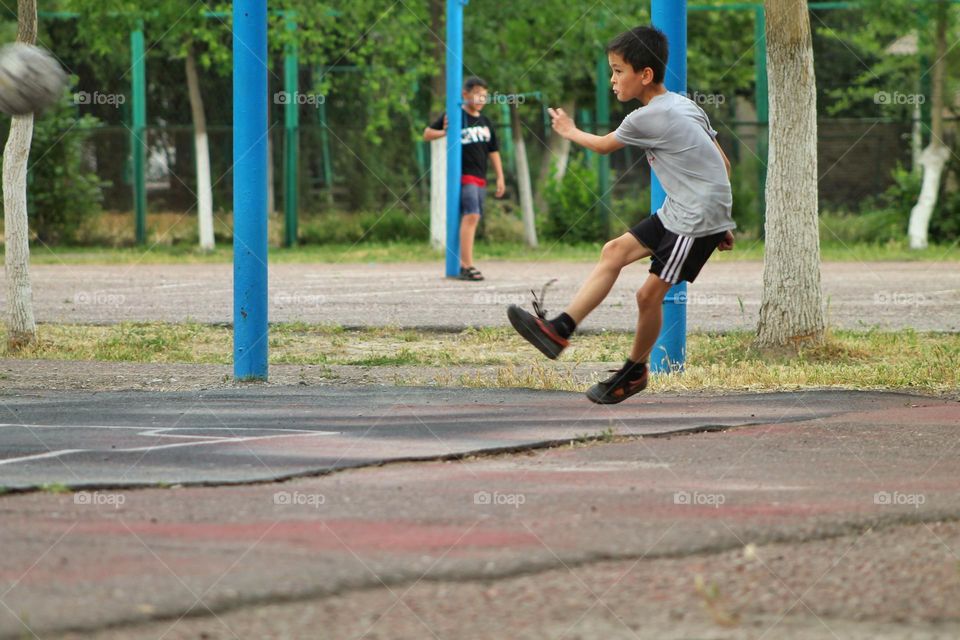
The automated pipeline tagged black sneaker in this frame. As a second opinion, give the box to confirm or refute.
[586,363,649,404]
[507,304,569,360]
[459,266,484,281]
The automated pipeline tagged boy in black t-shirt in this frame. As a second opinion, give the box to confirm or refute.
[424,76,506,281]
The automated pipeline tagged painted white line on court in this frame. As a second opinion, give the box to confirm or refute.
[0,449,86,466]
[0,424,337,433]
[0,427,339,466]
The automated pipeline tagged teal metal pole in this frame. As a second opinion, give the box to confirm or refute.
[596,42,612,239]
[316,91,334,204]
[499,101,515,176]
[754,5,768,222]
[131,23,147,245]
[651,0,687,374]
[579,108,594,166]
[283,11,299,247]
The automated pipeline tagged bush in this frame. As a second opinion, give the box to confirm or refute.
[358,209,428,243]
[932,183,960,242]
[542,160,607,243]
[24,87,105,245]
[479,198,525,243]
[730,159,760,235]
[822,164,920,244]
[819,209,906,244]
[612,186,651,230]
[299,209,428,245]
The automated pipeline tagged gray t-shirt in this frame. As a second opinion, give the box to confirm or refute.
[615,91,734,237]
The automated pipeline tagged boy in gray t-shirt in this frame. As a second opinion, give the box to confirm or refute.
[507,25,736,404]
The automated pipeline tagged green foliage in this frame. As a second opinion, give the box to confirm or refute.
[26,90,105,245]
[819,209,907,245]
[299,209,428,245]
[688,6,754,105]
[611,186,651,230]
[932,185,960,241]
[841,162,959,244]
[818,156,960,247]
[828,164,917,244]
[542,160,606,243]
[479,198,525,243]
[730,160,761,235]
[814,1,956,119]
[880,164,922,215]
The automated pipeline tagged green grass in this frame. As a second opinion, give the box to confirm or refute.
[14,237,960,265]
[3,323,958,394]
[39,483,71,494]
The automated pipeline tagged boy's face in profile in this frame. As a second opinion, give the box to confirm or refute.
[607,51,653,102]
[463,86,489,112]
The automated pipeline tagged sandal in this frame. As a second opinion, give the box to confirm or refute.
[459,266,485,281]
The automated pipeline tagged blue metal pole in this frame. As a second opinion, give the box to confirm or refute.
[651,0,687,373]
[233,0,269,381]
[445,0,466,278]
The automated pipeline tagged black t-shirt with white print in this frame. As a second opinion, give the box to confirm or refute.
[430,109,499,180]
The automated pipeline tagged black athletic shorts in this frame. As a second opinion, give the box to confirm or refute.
[629,215,727,284]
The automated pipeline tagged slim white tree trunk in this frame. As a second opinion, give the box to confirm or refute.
[510,103,537,248]
[756,0,824,348]
[4,115,36,350]
[429,138,446,251]
[911,99,923,176]
[908,0,949,250]
[185,47,215,250]
[909,145,948,249]
[3,0,38,351]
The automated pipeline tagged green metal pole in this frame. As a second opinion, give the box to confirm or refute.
[579,108,594,166]
[754,5,768,224]
[499,101,515,176]
[283,12,299,247]
[596,46,612,238]
[316,78,334,205]
[131,22,147,245]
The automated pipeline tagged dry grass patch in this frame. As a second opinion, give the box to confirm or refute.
[2,324,957,394]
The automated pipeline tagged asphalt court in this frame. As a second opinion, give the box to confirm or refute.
[0,386,945,490]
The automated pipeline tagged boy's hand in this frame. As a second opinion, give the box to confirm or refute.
[495,176,506,198]
[548,107,577,139]
[442,114,448,131]
[718,230,735,251]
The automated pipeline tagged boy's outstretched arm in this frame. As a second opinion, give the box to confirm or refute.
[548,107,625,155]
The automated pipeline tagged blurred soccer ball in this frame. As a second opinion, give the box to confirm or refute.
[0,43,68,116]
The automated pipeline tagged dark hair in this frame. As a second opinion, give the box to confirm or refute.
[606,26,668,83]
[463,76,488,92]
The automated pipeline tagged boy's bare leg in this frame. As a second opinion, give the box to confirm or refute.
[460,213,480,267]
[564,232,652,323]
[629,274,673,362]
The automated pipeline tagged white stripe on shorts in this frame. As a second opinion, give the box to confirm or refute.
[662,235,693,284]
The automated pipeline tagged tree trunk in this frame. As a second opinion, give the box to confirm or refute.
[510,102,537,248]
[756,0,824,348]
[908,0,948,249]
[534,98,574,213]
[185,46,215,250]
[429,137,446,251]
[3,0,38,351]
